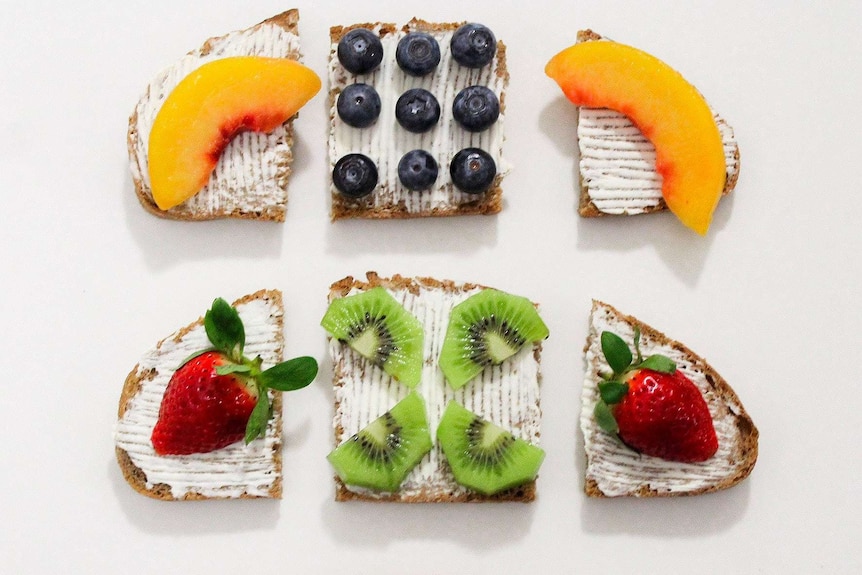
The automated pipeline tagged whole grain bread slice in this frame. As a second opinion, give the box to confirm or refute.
[114,290,285,500]
[128,10,304,222]
[575,30,740,218]
[328,20,509,220]
[581,300,758,497]
[327,272,542,502]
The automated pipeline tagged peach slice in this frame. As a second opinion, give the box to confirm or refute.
[545,40,726,235]
[148,56,321,211]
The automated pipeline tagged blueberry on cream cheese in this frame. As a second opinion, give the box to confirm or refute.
[450,23,496,68]
[450,148,496,193]
[333,153,378,199]
[337,28,384,75]
[395,88,441,133]
[452,86,500,132]
[396,32,441,77]
[398,150,439,191]
[337,83,382,128]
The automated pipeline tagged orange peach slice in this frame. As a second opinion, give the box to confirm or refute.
[546,40,726,235]
[148,56,321,211]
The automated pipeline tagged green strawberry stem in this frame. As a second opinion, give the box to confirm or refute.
[182,298,319,444]
[595,327,676,435]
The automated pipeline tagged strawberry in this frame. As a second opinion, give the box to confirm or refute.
[594,328,718,463]
[150,297,318,456]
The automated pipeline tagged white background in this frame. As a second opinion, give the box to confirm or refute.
[2,1,860,573]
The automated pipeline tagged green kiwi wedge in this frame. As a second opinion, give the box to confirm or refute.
[321,287,424,387]
[436,400,545,496]
[438,289,549,389]
[327,392,433,492]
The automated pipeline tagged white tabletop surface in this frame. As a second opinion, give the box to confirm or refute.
[2,1,860,573]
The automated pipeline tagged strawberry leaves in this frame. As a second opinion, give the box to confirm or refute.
[594,327,676,434]
[178,297,318,446]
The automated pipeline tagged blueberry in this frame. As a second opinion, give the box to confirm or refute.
[337,83,381,128]
[450,23,496,68]
[396,32,441,76]
[450,148,496,194]
[452,86,500,132]
[333,154,378,199]
[337,28,383,74]
[398,150,439,191]
[395,88,441,133]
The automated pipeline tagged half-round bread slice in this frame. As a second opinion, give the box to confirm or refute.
[127,10,304,221]
[114,290,284,500]
[581,300,758,497]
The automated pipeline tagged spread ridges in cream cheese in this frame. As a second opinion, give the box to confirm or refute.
[130,22,302,217]
[330,284,542,499]
[114,298,283,499]
[578,108,739,215]
[328,23,510,215]
[581,302,747,497]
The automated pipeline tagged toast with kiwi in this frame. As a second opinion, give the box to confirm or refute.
[323,272,547,502]
[574,30,740,218]
[114,290,285,500]
[128,9,305,222]
[328,20,509,220]
[581,300,758,497]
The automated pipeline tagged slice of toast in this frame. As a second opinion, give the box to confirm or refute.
[581,300,758,497]
[328,20,509,220]
[327,272,542,502]
[114,290,284,500]
[128,10,304,222]
[575,30,740,217]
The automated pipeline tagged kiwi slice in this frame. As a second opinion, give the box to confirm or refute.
[321,287,424,387]
[327,392,433,492]
[436,401,545,496]
[438,289,549,389]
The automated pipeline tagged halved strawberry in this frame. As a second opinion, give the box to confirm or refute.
[594,328,718,463]
[150,297,318,456]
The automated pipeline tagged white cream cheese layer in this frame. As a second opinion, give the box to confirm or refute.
[130,22,302,217]
[578,108,739,215]
[114,298,282,499]
[581,302,747,497]
[328,24,510,213]
[330,284,542,499]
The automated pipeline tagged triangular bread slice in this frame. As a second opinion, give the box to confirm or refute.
[581,300,758,497]
[575,30,740,217]
[114,290,284,500]
[327,272,543,502]
[127,10,304,222]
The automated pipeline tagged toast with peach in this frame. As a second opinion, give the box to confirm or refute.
[546,30,740,234]
[128,10,320,221]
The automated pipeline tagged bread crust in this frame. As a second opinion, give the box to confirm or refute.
[328,272,540,502]
[583,300,758,497]
[127,10,301,222]
[328,20,508,220]
[115,289,285,500]
[574,30,740,218]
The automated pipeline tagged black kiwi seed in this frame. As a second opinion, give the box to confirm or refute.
[352,413,402,463]
[465,416,515,465]
[466,313,527,367]
[341,312,397,365]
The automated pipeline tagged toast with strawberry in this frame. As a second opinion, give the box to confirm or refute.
[114,290,317,500]
[581,300,758,497]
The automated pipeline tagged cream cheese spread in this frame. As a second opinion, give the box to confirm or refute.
[129,21,302,218]
[581,301,748,497]
[578,107,739,215]
[329,283,542,499]
[328,23,510,214]
[114,297,282,499]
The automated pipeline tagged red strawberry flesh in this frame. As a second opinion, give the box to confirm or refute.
[613,369,718,463]
[151,351,257,455]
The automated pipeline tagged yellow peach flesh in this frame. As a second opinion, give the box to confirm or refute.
[545,41,726,235]
[148,56,321,211]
